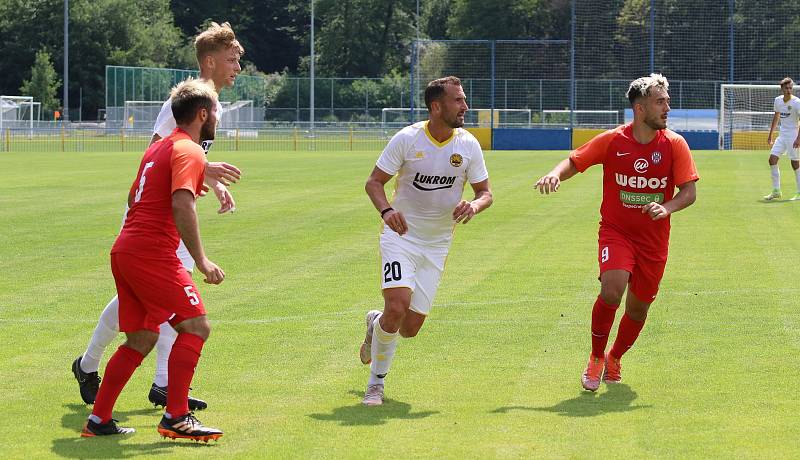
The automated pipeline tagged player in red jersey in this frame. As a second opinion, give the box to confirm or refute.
[81,79,225,441]
[535,73,699,391]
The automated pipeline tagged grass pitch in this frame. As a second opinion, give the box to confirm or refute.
[0,147,798,458]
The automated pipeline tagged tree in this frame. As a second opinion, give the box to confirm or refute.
[19,49,61,112]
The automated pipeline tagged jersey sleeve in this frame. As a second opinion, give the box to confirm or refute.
[670,135,700,185]
[569,128,616,172]
[153,99,176,138]
[466,139,489,184]
[170,140,206,196]
[375,131,407,175]
[774,97,781,114]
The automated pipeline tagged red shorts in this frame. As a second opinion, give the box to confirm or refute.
[598,227,668,302]
[111,252,206,333]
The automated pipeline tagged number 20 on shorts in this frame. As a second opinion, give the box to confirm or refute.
[383,261,402,282]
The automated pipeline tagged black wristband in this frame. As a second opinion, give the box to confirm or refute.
[380,207,394,217]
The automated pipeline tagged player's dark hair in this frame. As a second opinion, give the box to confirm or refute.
[170,79,217,125]
[424,76,462,111]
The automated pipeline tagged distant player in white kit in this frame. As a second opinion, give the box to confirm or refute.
[71,22,244,410]
[764,77,800,201]
[358,76,493,405]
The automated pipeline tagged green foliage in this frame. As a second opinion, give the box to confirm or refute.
[19,49,61,112]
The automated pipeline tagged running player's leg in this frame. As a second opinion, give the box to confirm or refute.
[72,295,120,404]
[765,141,783,199]
[79,296,120,373]
[605,252,666,383]
[583,231,634,391]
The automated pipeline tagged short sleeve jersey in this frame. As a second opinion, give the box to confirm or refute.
[569,123,699,251]
[773,95,800,138]
[112,128,206,259]
[154,98,223,154]
[376,121,489,247]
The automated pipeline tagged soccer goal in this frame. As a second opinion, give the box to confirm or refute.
[123,100,166,130]
[719,84,800,150]
[1,96,35,150]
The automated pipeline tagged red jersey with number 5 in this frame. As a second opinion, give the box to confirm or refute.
[112,128,206,259]
[569,124,699,251]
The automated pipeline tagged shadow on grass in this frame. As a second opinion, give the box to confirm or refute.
[52,404,218,458]
[491,383,652,418]
[308,390,439,426]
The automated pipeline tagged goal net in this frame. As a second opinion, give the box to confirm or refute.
[542,110,620,128]
[124,100,256,131]
[720,84,800,150]
[1,96,35,149]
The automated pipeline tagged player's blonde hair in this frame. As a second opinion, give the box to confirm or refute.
[170,78,218,125]
[780,77,793,87]
[626,73,669,105]
[195,21,245,64]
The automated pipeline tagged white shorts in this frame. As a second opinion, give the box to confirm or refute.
[379,229,449,316]
[120,205,194,272]
[771,136,799,160]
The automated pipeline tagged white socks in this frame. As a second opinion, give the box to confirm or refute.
[771,164,781,190]
[80,296,121,373]
[370,316,399,384]
[153,322,178,387]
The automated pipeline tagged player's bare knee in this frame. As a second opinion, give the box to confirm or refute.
[123,330,159,356]
[599,287,624,306]
[174,315,211,341]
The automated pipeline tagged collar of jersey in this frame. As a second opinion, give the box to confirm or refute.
[424,121,455,148]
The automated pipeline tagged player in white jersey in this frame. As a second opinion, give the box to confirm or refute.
[764,77,800,201]
[358,76,493,405]
[71,22,244,410]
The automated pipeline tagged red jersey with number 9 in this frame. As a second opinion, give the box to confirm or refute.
[569,124,699,251]
[112,128,206,259]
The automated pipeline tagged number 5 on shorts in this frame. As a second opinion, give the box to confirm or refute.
[183,286,200,305]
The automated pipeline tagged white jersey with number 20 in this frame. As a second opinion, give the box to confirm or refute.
[376,121,489,247]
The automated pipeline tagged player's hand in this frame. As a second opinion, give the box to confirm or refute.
[198,184,210,197]
[535,174,561,194]
[383,209,408,235]
[453,200,478,224]
[205,161,241,186]
[212,182,236,214]
[767,136,773,146]
[642,202,670,220]
[197,258,225,285]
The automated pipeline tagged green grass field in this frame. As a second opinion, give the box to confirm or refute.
[1,147,799,458]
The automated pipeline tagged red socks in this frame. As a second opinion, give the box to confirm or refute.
[166,333,205,418]
[91,345,144,423]
[610,313,646,359]
[590,296,619,358]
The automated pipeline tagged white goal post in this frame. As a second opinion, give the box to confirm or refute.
[123,99,255,130]
[719,84,800,150]
[1,96,35,149]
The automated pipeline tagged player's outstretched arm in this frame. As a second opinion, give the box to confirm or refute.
[453,179,492,224]
[365,166,408,235]
[642,181,697,221]
[535,158,579,194]
[205,161,242,186]
[172,189,225,284]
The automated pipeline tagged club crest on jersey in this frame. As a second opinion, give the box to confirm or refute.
[651,151,662,164]
[633,158,649,173]
[415,151,425,159]
[450,153,463,167]
[412,172,457,191]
